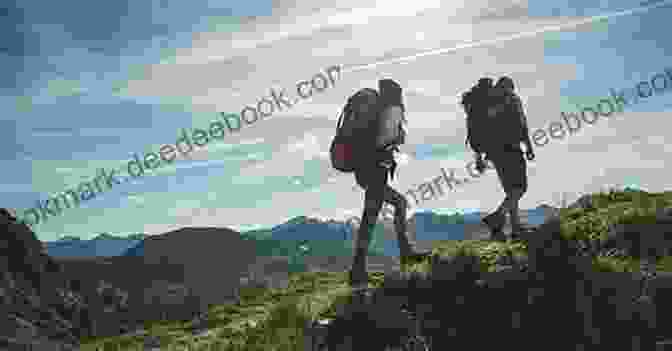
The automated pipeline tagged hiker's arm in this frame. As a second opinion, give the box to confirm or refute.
[514,97,534,152]
[398,110,407,145]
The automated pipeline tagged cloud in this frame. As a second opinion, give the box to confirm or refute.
[149,159,229,178]
[286,133,324,160]
[170,0,444,65]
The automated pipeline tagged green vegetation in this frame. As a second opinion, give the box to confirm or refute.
[79,271,379,350]
[240,229,388,272]
[79,188,672,350]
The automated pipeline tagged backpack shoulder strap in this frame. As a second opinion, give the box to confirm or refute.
[508,93,528,135]
[334,110,344,135]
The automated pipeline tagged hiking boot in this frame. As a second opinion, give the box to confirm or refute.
[348,268,368,288]
[399,249,432,266]
[511,224,535,241]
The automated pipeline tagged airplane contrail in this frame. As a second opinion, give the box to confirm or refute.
[340,0,672,74]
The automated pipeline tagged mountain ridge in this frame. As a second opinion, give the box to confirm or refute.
[44,233,149,258]
[44,206,559,259]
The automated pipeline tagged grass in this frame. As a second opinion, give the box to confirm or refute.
[79,188,672,350]
[78,271,380,350]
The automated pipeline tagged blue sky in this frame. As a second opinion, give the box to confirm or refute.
[3,0,672,241]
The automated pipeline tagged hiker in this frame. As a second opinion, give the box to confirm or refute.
[466,76,535,240]
[329,79,431,287]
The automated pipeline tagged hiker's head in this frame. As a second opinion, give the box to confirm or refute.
[378,79,404,112]
[496,76,515,92]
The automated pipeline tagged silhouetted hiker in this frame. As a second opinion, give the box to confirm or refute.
[329,79,431,287]
[466,76,535,240]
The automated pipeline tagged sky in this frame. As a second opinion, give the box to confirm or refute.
[3,0,672,241]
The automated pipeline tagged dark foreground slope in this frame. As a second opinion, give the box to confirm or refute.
[319,189,672,351]
[0,213,86,350]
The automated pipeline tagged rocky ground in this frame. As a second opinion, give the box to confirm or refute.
[0,210,153,350]
[1,210,87,350]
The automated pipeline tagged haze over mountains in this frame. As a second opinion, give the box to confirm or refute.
[43,206,558,259]
[44,233,148,258]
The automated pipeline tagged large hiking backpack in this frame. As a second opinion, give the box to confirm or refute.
[490,91,526,148]
[463,89,490,154]
[330,88,381,173]
[465,88,525,153]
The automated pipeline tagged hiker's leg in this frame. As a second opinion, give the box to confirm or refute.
[486,152,510,231]
[487,152,507,214]
[382,184,415,255]
[508,150,528,232]
[496,189,521,215]
[353,193,383,271]
[352,170,385,275]
[507,187,524,230]
[495,196,511,215]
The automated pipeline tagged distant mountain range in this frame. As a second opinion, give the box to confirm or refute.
[41,206,559,315]
[43,206,558,259]
[44,233,148,258]
[119,227,258,307]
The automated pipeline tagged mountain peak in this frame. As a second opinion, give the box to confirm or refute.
[283,215,331,226]
[93,233,118,240]
[125,233,148,240]
[58,235,81,241]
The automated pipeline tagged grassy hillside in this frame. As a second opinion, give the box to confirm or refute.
[79,188,672,350]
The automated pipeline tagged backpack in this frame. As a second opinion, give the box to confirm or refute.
[490,90,527,148]
[464,88,525,153]
[329,88,381,173]
[463,88,490,154]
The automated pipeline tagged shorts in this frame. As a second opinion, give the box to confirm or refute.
[487,147,527,194]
